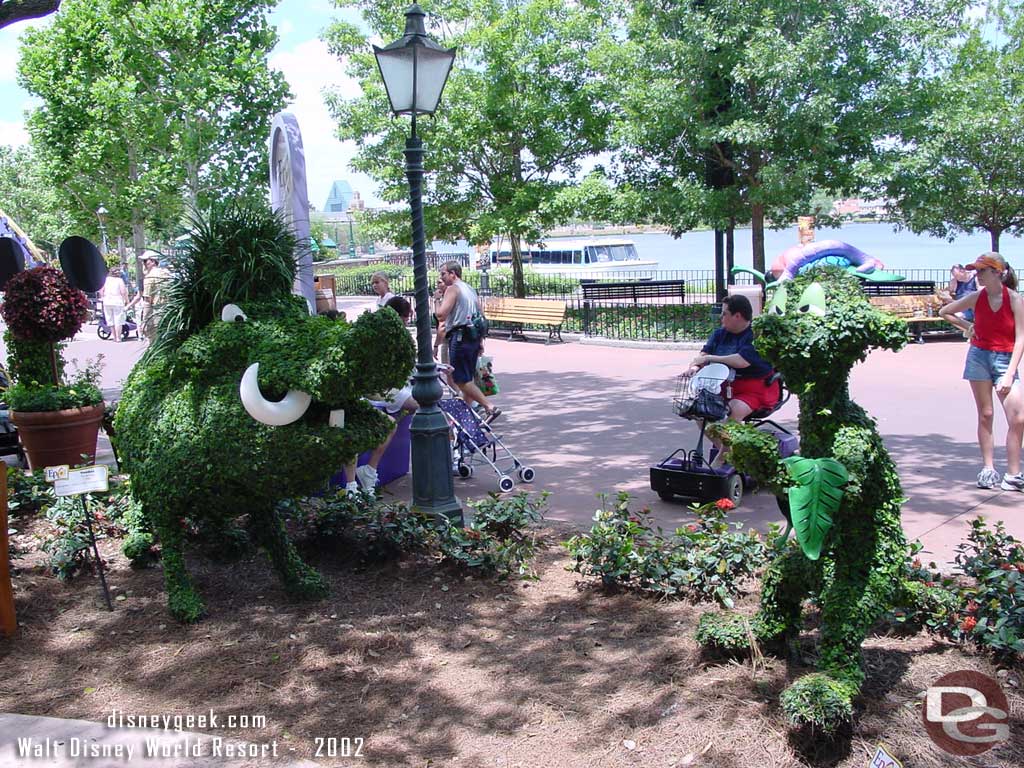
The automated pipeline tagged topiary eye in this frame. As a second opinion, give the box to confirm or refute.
[765,284,788,316]
[220,304,248,323]
[796,283,827,316]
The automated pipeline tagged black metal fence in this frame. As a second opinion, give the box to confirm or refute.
[317,265,953,343]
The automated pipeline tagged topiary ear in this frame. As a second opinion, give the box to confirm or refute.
[868,311,910,354]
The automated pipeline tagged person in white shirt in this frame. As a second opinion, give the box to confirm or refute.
[371,272,395,308]
[101,269,129,342]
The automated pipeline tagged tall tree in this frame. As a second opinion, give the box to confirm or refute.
[324,0,615,297]
[883,19,1024,252]
[615,0,967,272]
[16,0,289,256]
[0,144,75,255]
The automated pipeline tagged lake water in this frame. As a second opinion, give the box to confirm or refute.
[433,221,1022,273]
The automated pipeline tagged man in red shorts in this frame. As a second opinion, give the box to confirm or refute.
[688,294,780,422]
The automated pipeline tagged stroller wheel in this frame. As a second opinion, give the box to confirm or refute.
[725,472,743,507]
[97,325,111,340]
[457,462,473,478]
[498,475,515,493]
[517,466,535,483]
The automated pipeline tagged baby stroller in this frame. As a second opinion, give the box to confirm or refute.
[650,363,796,507]
[438,380,535,493]
[96,304,138,341]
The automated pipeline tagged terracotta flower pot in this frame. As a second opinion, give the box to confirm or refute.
[10,403,106,470]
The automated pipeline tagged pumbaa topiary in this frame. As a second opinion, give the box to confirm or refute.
[114,202,414,622]
[696,267,909,734]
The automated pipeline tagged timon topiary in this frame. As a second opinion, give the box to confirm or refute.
[114,201,414,622]
[696,267,910,734]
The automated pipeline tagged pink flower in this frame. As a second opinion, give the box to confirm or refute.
[715,498,735,511]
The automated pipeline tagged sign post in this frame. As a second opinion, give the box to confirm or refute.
[48,465,113,611]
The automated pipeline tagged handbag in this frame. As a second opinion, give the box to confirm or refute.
[475,355,499,396]
[687,390,728,421]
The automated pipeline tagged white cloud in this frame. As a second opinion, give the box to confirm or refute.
[0,120,29,148]
[270,38,382,208]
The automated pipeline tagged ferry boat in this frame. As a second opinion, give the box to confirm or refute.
[487,237,657,274]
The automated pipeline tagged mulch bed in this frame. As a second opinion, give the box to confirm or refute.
[2,518,1023,767]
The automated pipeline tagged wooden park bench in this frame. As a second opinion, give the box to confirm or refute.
[868,294,955,343]
[482,297,567,343]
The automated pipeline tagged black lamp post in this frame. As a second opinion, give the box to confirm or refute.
[374,4,461,524]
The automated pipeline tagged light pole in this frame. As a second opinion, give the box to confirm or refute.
[347,216,356,258]
[374,4,461,523]
[96,205,109,254]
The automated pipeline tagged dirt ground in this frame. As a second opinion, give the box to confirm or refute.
[2,518,1023,768]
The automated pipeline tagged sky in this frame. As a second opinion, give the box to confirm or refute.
[0,0,385,209]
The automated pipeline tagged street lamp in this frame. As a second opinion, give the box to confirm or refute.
[96,205,109,254]
[374,4,460,523]
[347,216,357,259]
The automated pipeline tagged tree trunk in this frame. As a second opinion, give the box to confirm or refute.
[510,235,526,299]
[751,202,766,274]
[990,228,1001,252]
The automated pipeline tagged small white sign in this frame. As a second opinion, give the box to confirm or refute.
[53,466,109,497]
[44,465,70,483]
[868,746,903,768]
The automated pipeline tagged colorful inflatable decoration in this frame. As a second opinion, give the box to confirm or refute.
[770,239,904,283]
[0,209,45,268]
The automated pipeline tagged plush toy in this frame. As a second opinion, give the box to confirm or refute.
[114,203,414,622]
[697,267,909,733]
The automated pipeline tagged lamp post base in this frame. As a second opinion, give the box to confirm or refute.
[409,405,463,525]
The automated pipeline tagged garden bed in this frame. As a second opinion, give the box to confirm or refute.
[2,515,1022,767]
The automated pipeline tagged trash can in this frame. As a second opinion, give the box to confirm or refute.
[727,284,764,317]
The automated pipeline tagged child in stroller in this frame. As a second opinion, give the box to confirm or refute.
[650,363,796,506]
[437,368,534,493]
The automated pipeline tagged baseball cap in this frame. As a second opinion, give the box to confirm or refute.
[140,249,161,262]
[964,253,1005,272]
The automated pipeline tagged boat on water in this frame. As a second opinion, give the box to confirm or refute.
[487,237,657,274]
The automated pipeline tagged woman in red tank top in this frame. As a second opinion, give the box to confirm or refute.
[939,253,1024,491]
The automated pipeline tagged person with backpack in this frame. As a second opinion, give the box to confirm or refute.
[435,261,500,422]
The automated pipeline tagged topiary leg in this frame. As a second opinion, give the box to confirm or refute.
[154,522,205,623]
[249,507,328,600]
[696,548,819,654]
[751,547,820,645]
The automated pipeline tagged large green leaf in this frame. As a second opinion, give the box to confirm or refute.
[782,457,849,561]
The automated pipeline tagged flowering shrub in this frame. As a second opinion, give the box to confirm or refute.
[897,518,1024,660]
[1,266,89,344]
[564,492,776,607]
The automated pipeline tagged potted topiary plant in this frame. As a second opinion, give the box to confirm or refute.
[1,265,104,469]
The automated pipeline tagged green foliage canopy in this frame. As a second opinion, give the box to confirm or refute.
[614,0,968,272]
[324,0,616,297]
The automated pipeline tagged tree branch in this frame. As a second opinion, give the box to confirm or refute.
[0,0,61,30]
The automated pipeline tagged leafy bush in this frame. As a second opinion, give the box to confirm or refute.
[37,495,118,581]
[5,355,104,413]
[565,492,774,607]
[290,490,435,562]
[0,265,90,344]
[6,467,54,516]
[437,492,548,579]
[899,518,1024,659]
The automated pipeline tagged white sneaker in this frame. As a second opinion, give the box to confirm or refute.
[344,481,359,498]
[1001,472,1024,492]
[355,464,378,491]
[977,467,1000,489]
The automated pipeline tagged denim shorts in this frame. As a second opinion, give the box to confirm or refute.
[963,345,1020,384]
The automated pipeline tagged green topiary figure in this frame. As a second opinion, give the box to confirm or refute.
[696,267,909,734]
[114,202,414,622]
